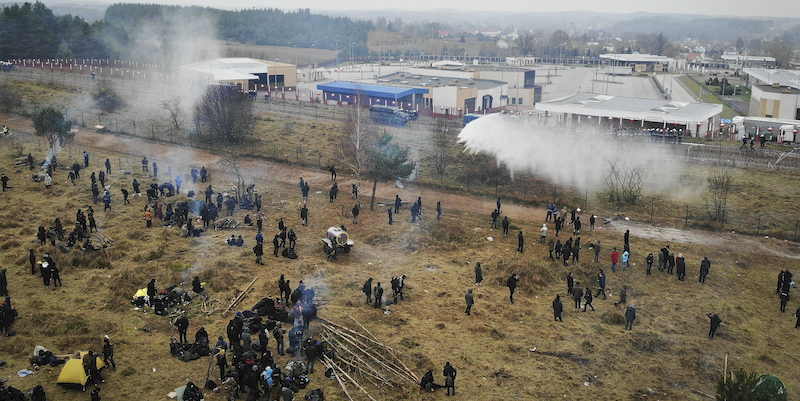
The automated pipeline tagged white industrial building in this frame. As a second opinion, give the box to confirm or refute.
[532,93,723,136]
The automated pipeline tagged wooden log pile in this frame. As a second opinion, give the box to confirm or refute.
[318,314,418,400]
[223,276,258,314]
[213,217,239,230]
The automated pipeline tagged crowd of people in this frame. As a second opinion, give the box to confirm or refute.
[3,140,795,401]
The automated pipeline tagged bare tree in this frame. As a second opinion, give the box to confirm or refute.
[161,96,183,130]
[606,161,645,206]
[704,169,734,226]
[218,148,248,202]
[194,85,255,144]
[766,34,795,68]
[427,118,460,187]
[338,105,378,189]
[605,162,621,205]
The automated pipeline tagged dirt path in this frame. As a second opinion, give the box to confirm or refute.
[56,129,800,260]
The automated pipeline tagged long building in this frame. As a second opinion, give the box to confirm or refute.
[533,93,723,136]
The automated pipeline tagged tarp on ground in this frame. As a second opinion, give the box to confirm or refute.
[56,352,105,389]
[189,201,207,216]
[173,385,186,401]
[134,288,147,298]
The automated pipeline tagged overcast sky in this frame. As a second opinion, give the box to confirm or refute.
[148,0,795,18]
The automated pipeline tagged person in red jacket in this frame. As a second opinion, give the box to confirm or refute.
[611,248,620,273]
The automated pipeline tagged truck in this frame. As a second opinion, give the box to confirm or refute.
[322,226,354,257]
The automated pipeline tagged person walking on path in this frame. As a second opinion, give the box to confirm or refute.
[474,262,483,285]
[352,204,360,224]
[540,224,547,244]
[506,274,519,304]
[517,231,524,252]
[464,289,474,316]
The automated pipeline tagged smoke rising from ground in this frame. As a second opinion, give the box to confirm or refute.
[458,114,690,195]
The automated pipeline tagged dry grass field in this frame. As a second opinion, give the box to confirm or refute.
[1,78,800,401]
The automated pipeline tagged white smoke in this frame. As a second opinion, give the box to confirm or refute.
[457,114,688,193]
[42,143,62,169]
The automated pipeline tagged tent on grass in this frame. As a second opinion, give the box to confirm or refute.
[56,351,105,390]
[753,374,787,400]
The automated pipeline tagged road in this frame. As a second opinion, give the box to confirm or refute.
[64,128,800,261]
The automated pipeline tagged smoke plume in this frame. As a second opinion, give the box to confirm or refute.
[457,114,689,194]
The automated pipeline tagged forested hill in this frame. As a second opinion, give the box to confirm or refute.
[0,1,127,60]
[103,4,373,51]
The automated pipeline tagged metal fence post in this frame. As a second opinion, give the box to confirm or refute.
[584,190,588,211]
[757,214,761,236]
[650,199,654,223]
[685,205,689,226]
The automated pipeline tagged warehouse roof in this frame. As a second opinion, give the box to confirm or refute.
[744,68,800,89]
[534,93,722,123]
[179,58,294,82]
[316,82,429,98]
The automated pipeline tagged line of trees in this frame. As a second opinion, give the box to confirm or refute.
[103,4,372,53]
[0,1,125,60]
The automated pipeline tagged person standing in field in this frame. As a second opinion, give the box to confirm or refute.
[464,289,474,316]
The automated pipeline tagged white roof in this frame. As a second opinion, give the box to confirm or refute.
[432,60,464,68]
[721,55,775,62]
[599,53,673,63]
[535,93,722,124]
[744,68,800,89]
[179,58,294,82]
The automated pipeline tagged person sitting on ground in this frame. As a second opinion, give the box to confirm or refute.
[227,235,236,246]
